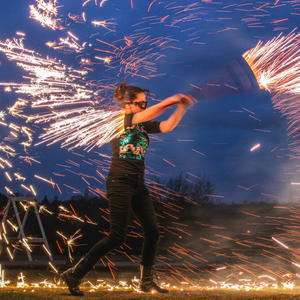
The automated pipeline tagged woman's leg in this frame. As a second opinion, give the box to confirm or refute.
[61,175,133,296]
[131,180,160,266]
[131,179,168,293]
[85,176,133,264]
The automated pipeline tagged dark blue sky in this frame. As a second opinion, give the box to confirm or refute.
[0,0,299,203]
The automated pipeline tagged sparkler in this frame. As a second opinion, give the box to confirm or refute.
[34,175,55,186]
[0,265,10,287]
[58,36,85,52]
[35,109,125,151]
[242,30,300,156]
[95,56,112,64]
[30,185,37,196]
[57,229,83,262]
[6,220,18,232]
[21,238,33,253]
[4,187,14,195]
[17,272,28,288]
[0,34,96,194]
[39,205,54,215]
[91,20,116,32]
[5,172,12,182]
[0,111,6,120]
[243,30,300,94]
[29,0,63,30]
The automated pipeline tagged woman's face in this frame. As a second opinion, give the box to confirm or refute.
[124,92,147,113]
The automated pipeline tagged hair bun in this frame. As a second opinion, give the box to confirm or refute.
[114,82,127,101]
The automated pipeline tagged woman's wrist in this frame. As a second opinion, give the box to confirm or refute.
[160,99,178,109]
[178,104,187,112]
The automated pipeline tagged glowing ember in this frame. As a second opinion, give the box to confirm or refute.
[250,144,260,152]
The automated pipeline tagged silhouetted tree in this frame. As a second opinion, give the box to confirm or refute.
[84,188,90,200]
[149,172,216,206]
[42,195,50,205]
[0,193,8,202]
[70,194,84,201]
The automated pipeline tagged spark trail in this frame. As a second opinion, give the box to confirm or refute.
[34,109,125,151]
[29,0,63,30]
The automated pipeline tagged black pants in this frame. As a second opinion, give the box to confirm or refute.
[85,173,160,266]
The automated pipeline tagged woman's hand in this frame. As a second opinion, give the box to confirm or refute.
[161,94,187,108]
[159,95,196,132]
[179,94,197,110]
[161,94,196,110]
[132,94,196,124]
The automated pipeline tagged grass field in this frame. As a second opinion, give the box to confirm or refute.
[1,288,300,300]
[2,269,300,299]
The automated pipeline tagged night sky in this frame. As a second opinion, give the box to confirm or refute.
[0,0,299,203]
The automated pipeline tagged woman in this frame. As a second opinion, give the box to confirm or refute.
[61,82,195,296]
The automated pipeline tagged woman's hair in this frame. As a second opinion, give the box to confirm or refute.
[114,82,150,105]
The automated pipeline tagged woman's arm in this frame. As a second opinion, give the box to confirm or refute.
[132,94,185,124]
[160,96,196,132]
[159,106,187,133]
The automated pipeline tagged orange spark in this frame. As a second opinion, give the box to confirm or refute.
[148,0,156,12]
[163,159,175,167]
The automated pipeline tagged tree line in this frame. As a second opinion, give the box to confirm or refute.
[1,173,289,267]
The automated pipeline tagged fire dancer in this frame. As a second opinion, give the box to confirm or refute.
[61,82,195,296]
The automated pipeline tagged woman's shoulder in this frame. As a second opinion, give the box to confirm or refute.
[124,113,135,128]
